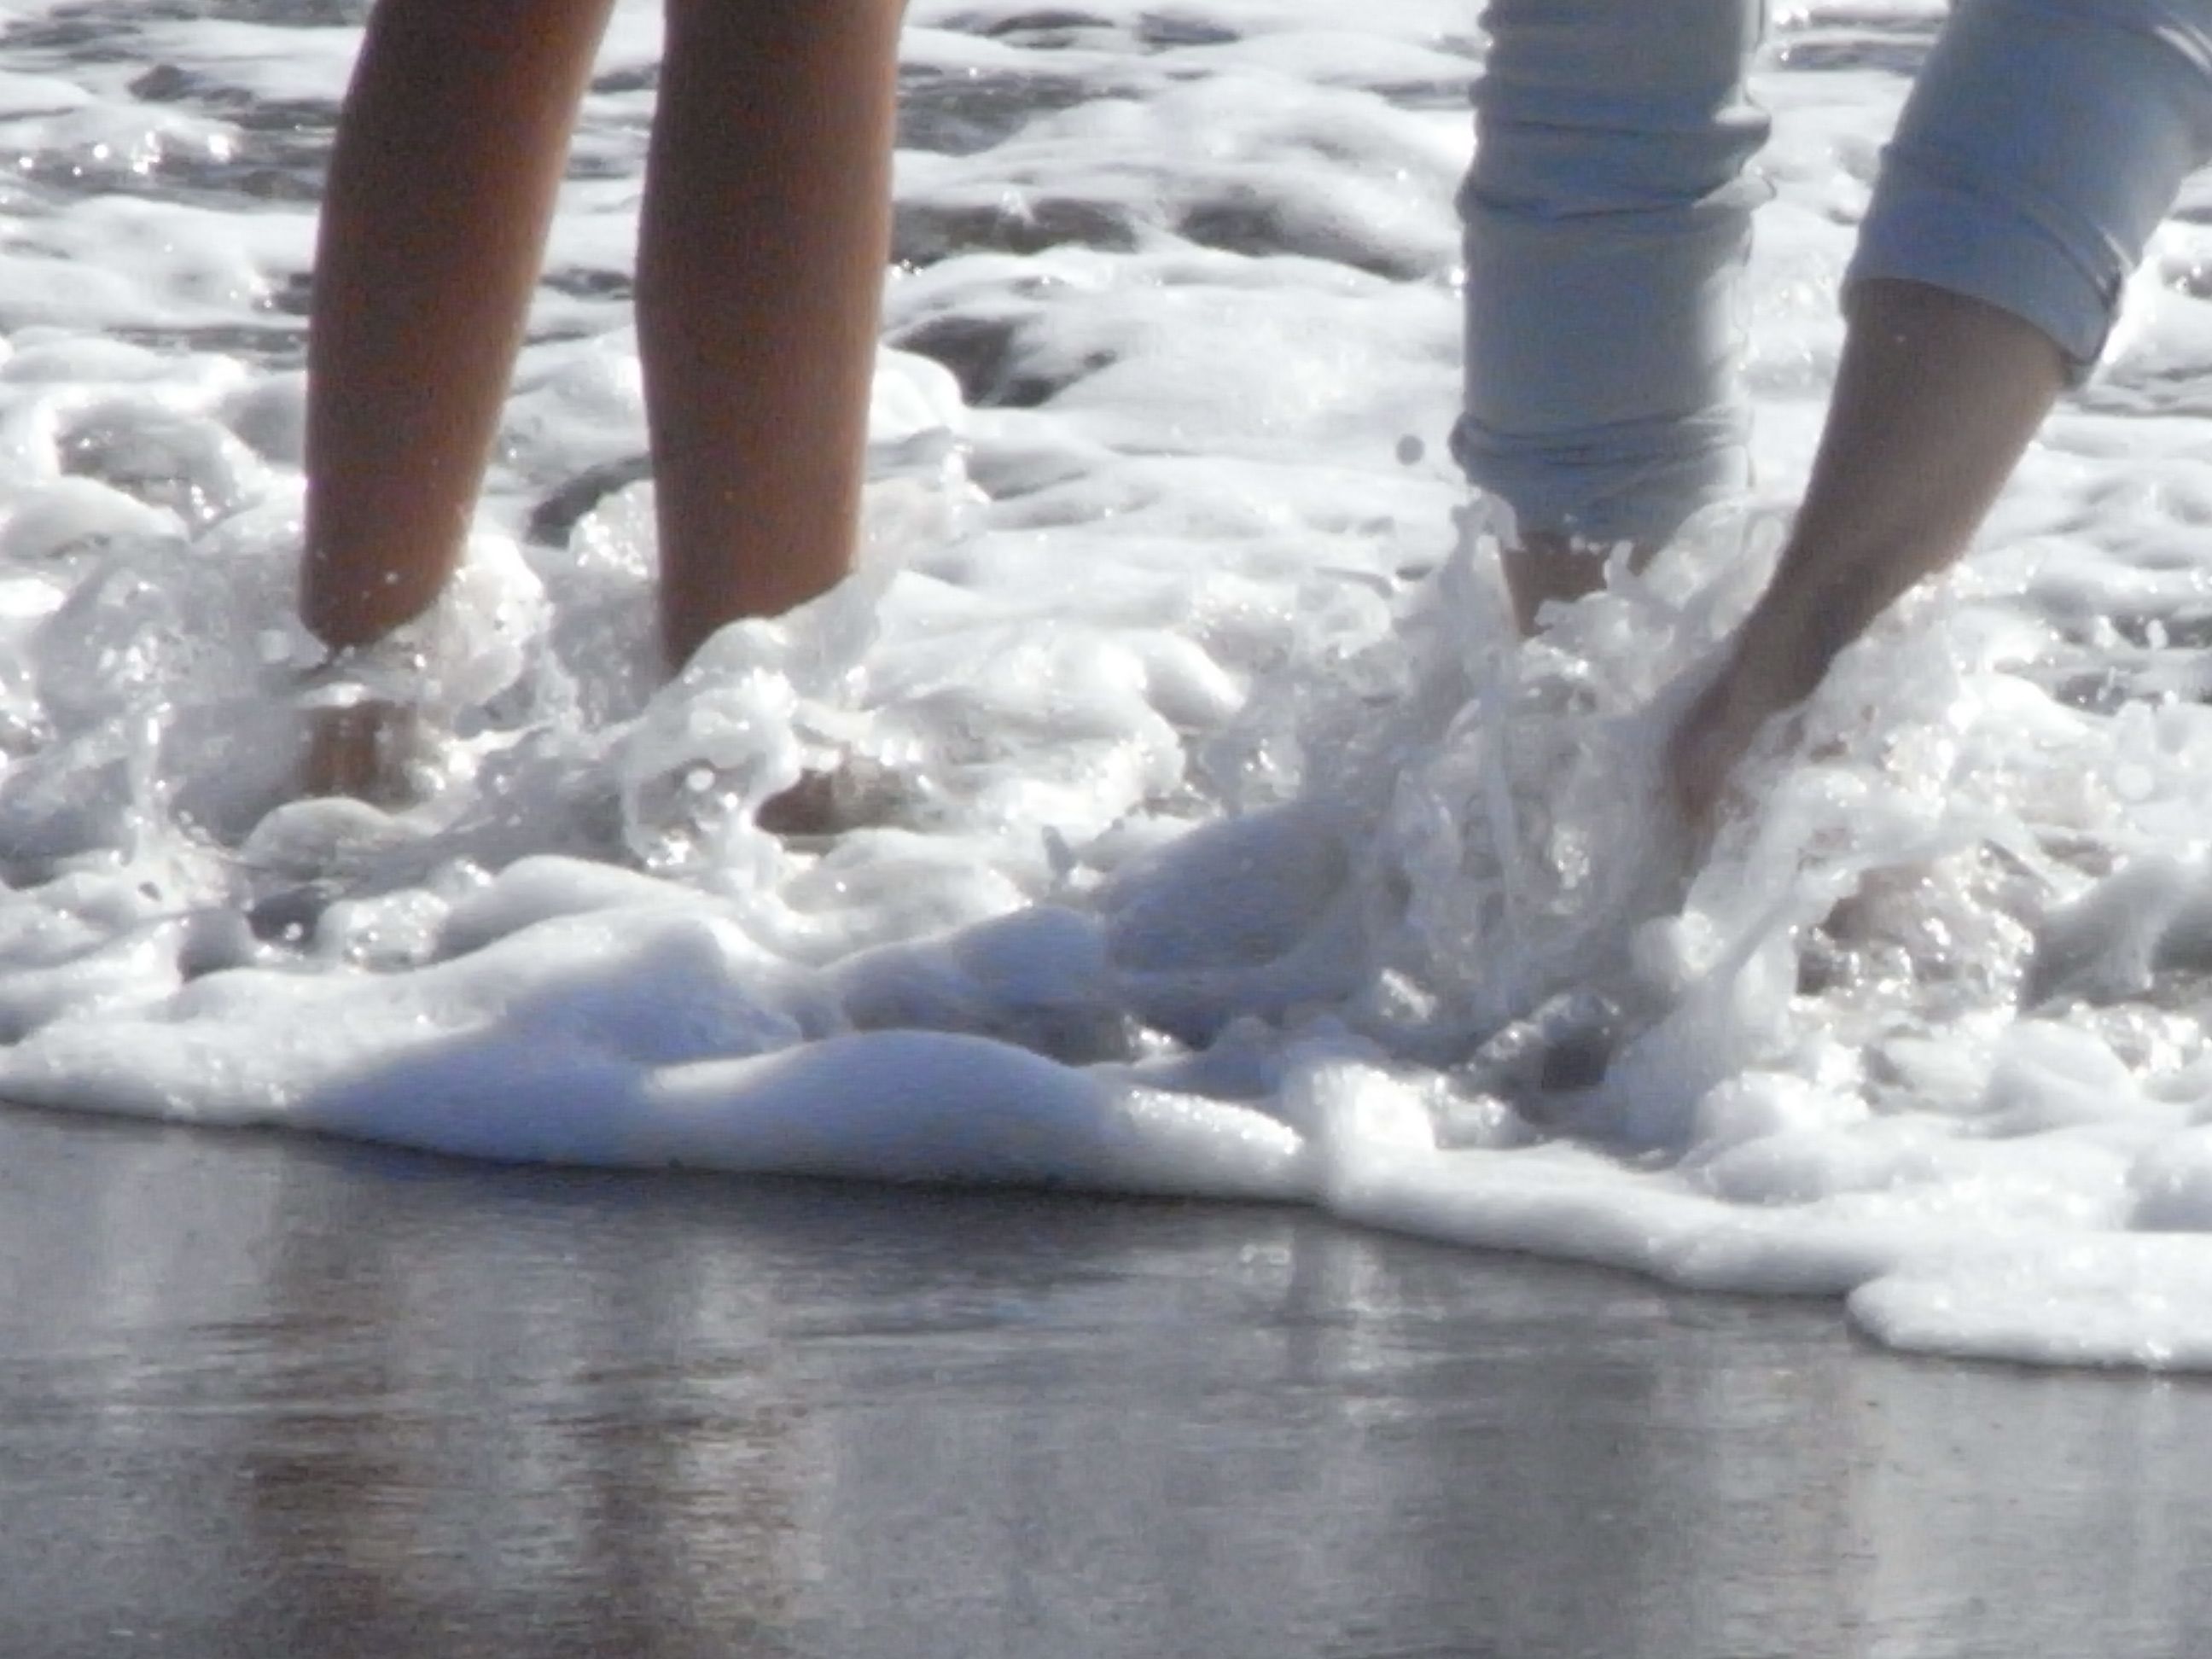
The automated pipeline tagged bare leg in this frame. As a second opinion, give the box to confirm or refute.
[1667,277,2067,822]
[640,0,904,672]
[300,0,614,650]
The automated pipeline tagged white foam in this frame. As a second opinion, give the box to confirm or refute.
[3,0,2210,1370]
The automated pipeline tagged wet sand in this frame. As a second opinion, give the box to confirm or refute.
[0,1105,2205,1657]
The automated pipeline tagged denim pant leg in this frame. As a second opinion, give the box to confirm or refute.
[1454,0,1769,549]
[1849,0,2212,374]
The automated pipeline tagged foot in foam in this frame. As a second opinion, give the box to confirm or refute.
[1499,532,1651,637]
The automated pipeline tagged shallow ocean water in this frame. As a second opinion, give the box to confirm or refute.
[3,0,2212,1370]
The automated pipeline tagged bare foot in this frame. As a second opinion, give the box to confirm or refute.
[1499,533,1604,637]
[1499,533,1651,637]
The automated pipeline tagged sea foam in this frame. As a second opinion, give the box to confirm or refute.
[4,0,2212,1370]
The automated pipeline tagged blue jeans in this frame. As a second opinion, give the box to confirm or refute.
[1455,0,2212,550]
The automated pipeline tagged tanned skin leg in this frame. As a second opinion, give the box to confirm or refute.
[298,0,905,796]
[303,0,905,666]
[1666,277,2068,824]
[300,0,615,651]
[640,0,903,672]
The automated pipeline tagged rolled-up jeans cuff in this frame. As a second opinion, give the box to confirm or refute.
[1845,166,2114,375]
[1450,405,1750,547]
[1457,0,1767,547]
[1847,0,2212,379]
[1454,173,1758,544]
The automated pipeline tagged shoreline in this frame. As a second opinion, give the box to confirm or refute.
[3,1103,2203,1657]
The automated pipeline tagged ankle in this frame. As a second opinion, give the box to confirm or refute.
[1499,533,1642,637]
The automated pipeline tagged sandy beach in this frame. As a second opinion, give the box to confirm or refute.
[1,1103,2203,1657]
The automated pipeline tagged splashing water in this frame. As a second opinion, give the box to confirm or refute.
[6,0,2212,1369]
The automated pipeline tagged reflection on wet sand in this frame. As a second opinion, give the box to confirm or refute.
[3,1107,2212,1656]
[240,1138,815,1650]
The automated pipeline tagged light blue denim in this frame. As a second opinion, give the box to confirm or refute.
[1852,0,2212,369]
[1455,0,2212,550]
